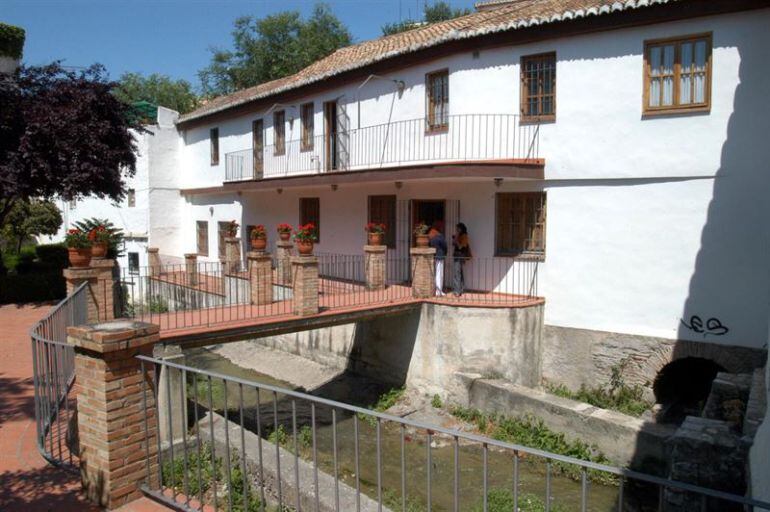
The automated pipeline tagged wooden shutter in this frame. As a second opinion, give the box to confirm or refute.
[252,119,264,177]
[274,111,285,155]
[520,53,556,121]
[299,197,320,242]
[426,69,449,131]
[368,195,396,248]
[301,103,314,151]
[210,128,219,165]
[196,221,209,256]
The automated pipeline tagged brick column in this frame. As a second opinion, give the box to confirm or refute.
[184,253,198,286]
[64,267,102,324]
[248,251,273,305]
[224,237,241,274]
[91,258,116,322]
[147,247,161,277]
[410,247,436,298]
[275,240,293,285]
[291,256,319,316]
[67,320,160,509]
[364,245,387,291]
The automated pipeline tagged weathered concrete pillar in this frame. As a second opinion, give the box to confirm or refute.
[67,320,160,509]
[275,240,293,285]
[147,247,161,277]
[364,245,387,291]
[64,267,102,323]
[154,343,187,447]
[248,251,273,305]
[184,253,198,286]
[225,237,241,274]
[291,256,319,316]
[91,258,116,321]
[410,247,436,299]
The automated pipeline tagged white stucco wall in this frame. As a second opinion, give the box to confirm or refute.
[174,9,770,349]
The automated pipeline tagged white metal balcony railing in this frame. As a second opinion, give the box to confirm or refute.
[224,114,540,183]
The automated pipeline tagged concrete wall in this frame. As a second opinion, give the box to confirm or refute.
[230,302,543,398]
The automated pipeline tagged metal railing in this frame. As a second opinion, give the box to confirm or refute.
[436,256,540,305]
[139,355,770,512]
[30,282,87,471]
[225,114,541,182]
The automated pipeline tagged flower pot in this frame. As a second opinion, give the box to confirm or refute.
[415,234,430,248]
[251,237,267,251]
[92,242,108,258]
[368,232,384,246]
[296,241,314,256]
[68,247,92,268]
[279,232,291,242]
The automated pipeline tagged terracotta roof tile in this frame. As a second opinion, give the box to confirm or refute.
[179,0,680,123]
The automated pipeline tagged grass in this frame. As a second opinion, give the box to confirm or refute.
[471,489,568,512]
[545,361,653,417]
[357,386,406,426]
[449,406,617,485]
[430,394,443,409]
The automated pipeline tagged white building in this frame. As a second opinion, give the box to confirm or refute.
[46,106,180,272]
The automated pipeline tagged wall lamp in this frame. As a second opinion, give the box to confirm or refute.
[494,178,503,187]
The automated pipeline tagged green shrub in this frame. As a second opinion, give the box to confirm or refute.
[0,272,66,303]
[267,424,289,446]
[0,23,25,60]
[358,386,405,426]
[430,394,443,409]
[298,425,313,448]
[35,243,69,270]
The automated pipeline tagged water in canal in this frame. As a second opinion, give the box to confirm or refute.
[184,348,627,511]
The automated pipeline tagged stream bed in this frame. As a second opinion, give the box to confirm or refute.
[184,348,626,511]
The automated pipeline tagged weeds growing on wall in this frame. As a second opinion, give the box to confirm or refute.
[358,386,406,426]
[448,406,617,485]
[546,360,653,417]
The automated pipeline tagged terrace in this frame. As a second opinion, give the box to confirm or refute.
[223,114,543,184]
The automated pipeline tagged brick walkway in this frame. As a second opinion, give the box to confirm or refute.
[0,302,169,512]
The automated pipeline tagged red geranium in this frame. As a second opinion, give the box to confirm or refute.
[277,223,292,234]
[293,223,317,243]
[365,222,386,234]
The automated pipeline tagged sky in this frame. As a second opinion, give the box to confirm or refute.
[2,0,479,89]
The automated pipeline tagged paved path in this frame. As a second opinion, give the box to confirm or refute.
[0,302,168,512]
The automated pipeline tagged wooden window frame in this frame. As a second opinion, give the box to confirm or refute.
[425,69,449,133]
[252,119,264,177]
[367,195,397,249]
[520,52,557,123]
[494,192,547,259]
[299,197,320,243]
[643,33,712,116]
[210,128,219,166]
[128,252,140,275]
[196,220,209,257]
[300,103,314,152]
[273,110,286,156]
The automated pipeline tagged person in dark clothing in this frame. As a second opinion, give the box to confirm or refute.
[428,221,447,296]
[452,222,471,296]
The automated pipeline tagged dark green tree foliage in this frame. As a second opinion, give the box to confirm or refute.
[199,3,352,97]
[382,1,472,36]
[2,199,62,253]
[115,72,199,114]
[0,23,25,60]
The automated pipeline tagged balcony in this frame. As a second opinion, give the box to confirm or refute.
[224,113,540,183]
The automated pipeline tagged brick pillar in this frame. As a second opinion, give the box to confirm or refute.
[275,240,293,285]
[410,247,436,299]
[64,267,102,324]
[248,251,273,305]
[291,256,319,316]
[184,253,197,286]
[224,237,241,274]
[91,258,116,322]
[67,320,160,509]
[364,245,387,291]
[147,247,161,277]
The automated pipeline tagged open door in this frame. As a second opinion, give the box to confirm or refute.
[324,101,338,171]
[336,101,350,170]
[252,119,263,179]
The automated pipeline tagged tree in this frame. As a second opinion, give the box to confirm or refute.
[2,199,62,253]
[115,72,199,114]
[199,3,352,97]
[0,62,141,272]
[382,1,472,36]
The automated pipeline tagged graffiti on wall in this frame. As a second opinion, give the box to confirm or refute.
[680,315,730,337]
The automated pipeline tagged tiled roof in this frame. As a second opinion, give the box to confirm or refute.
[179,0,680,124]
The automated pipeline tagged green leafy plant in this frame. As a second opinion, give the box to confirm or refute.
[64,228,92,249]
[471,489,567,512]
[545,360,652,417]
[0,23,25,60]
[293,223,318,243]
[413,222,429,236]
[268,424,289,446]
[298,425,313,448]
[147,295,169,313]
[250,225,267,240]
[358,386,405,426]
[73,218,124,258]
[430,394,443,409]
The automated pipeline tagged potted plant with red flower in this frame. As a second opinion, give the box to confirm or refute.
[277,223,293,242]
[293,223,318,256]
[250,225,268,251]
[365,222,386,246]
[89,225,111,257]
[65,228,93,267]
[413,222,430,248]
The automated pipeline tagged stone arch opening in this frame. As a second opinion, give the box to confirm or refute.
[653,357,725,423]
